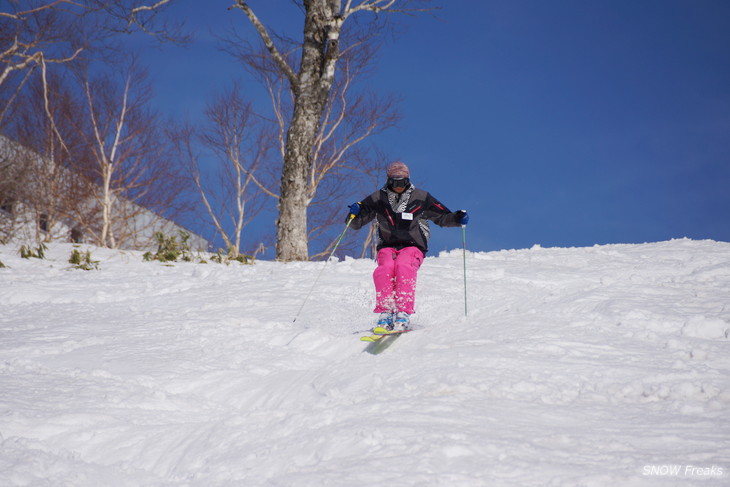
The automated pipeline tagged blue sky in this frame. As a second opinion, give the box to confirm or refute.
[136,0,730,254]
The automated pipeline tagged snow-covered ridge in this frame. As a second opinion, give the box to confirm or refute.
[1,239,729,486]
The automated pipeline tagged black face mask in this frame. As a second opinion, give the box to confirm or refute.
[387,177,410,189]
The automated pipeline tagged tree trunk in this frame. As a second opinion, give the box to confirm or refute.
[277,91,330,260]
[275,1,338,261]
[276,112,312,260]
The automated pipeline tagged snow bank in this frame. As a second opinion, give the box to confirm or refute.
[1,239,728,486]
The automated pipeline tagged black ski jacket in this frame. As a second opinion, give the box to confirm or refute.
[349,186,461,254]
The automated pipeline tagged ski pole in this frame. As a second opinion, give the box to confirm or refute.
[462,224,468,317]
[292,214,355,323]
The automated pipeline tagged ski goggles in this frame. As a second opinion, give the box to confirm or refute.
[387,177,410,189]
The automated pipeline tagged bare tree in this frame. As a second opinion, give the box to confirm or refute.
[227,38,400,259]
[1,1,192,247]
[3,72,92,243]
[229,0,429,261]
[0,0,182,126]
[222,42,400,259]
[0,1,88,132]
[71,60,183,248]
[171,83,275,257]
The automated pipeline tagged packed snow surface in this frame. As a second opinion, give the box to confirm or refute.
[1,239,729,486]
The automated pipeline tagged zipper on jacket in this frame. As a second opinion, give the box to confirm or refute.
[385,209,395,227]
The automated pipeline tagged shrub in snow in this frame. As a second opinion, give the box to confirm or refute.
[210,246,255,265]
[69,248,100,271]
[144,231,195,263]
[19,242,47,259]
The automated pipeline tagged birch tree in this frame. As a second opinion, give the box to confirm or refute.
[74,61,181,248]
[171,83,275,258]
[88,72,127,247]
[230,0,427,261]
[225,36,400,259]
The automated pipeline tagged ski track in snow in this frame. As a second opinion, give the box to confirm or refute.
[1,239,729,486]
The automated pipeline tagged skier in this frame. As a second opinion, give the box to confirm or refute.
[347,161,469,331]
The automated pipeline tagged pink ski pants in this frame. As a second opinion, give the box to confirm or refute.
[373,246,424,314]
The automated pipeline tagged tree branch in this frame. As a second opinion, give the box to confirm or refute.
[229,1,300,92]
[342,0,397,18]
[0,1,86,20]
[126,0,171,32]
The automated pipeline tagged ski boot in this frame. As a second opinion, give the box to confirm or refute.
[376,312,394,330]
[392,311,411,331]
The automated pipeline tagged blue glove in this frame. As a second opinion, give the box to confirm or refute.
[456,210,469,225]
[348,202,362,217]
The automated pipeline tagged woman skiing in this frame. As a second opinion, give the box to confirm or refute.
[347,161,469,331]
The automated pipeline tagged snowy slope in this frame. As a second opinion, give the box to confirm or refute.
[1,239,728,486]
